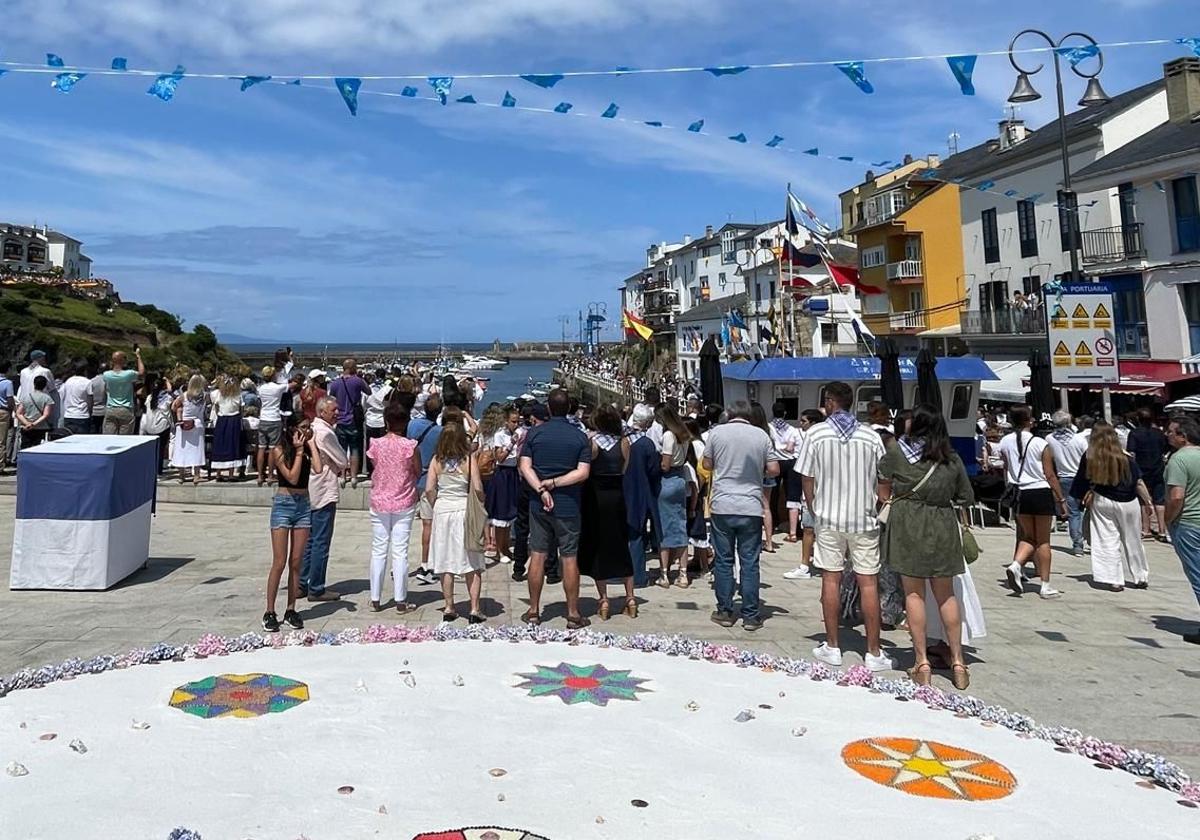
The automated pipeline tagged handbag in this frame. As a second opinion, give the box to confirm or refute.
[960,524,981,564]
[179,419,196,432]
[1000,432,1031,511]
[878,462,938,525]
[464,453,489,554]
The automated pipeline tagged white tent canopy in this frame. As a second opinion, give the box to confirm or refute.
[981,360,1030,404]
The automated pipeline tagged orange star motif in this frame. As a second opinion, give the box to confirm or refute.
[842,737,1017,800]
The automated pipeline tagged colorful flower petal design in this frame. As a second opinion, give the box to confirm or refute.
[412,829,550,840]
[842,737,1017,800]
[168,673,309,719]
[514,662,650,706]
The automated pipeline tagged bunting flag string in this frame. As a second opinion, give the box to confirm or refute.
[146,65,185,101]
[1056,44,1101,67]
[835,61,873,94]
[335,77,361,115]
[946,55,977,95]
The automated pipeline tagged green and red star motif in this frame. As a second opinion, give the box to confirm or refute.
[514,662,650,706]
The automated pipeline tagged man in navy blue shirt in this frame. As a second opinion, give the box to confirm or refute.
[406,394,443,585]
[519,389,592,627]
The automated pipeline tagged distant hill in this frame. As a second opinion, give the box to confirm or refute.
[218,332,282,345]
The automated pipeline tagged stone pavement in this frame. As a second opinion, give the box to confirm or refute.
[0,497,1197,776]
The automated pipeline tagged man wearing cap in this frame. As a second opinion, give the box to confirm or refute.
[17,350,55,412]
[101,349,144,434]
[299,370,327,423]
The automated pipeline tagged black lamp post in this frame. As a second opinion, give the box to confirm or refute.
[1007,30,1111,282]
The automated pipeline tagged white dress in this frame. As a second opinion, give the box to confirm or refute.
[429,460,485,575]
[924,566,987,646]
[171,395,207,468]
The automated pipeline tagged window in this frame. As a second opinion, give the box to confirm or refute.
[950,385,973,421]
[1172,176,1200,253]
[721,230,737,263]
[1022,275,1042,297]
[821,322,838,346]
[2,240,22,260]
[26,244,46,263]
[1118,182,1137,228]
[1017,200,1038,258]
[904,237,921,262]
[908,289,924,312]
[1111,274,1148,357]
[1183,284,1200,355]
[855,385,882,419]
[718,271,727,290]
[1057,189,1081,253]
[768,280,776,300]
[754,282,761,304]
[855,201,864,223]
[866,190,908,223]
[861,246,886,268]
[772,385,800,420]
[981,208,999,264]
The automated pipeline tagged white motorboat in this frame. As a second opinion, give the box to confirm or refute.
[461,354,507,371]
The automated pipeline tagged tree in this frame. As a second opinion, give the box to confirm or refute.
[187,323,218,356]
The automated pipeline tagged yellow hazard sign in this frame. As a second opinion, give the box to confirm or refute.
[1092,301,1112,328]
[1075,340,1094,366]
[1053,340,1071,355]
[1071,303,1091,328]
[1050,305,1069,328]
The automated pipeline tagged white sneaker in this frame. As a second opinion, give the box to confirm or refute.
[783,566,813,580]
[498,554,513,565]
[812,642,843,666]
[1038,586,1063,600]
[864,651,896,672]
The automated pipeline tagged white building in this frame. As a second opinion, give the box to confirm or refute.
[1071,57,1200,399]
[2,224,94,279]
[933,77,1168,364]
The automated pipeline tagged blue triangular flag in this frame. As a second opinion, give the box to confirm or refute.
[288,79,301,85]
[643,120,663,127]
[729,132,747,143]
[872,160,892,167]
[239,75,271,91]
[1055,44,1099,67]
[501,91,516,107]
[428,76,453,105]
[614,66,637,75]
[146,65,185,102]
[804,148,819,155]
[335,77,361,116]
[1004,189,1019,197]
[601,102,619,118]
[765,135,784,147]
[705,65,749,77]
[111,57,127,71]
[946,54,977,95]
[687,119,704,132]
[1178,37,1200,57]
[835,61,873,93]
[976,180,995,191]
[52,72,86,92]
[553,102,572,113]
[401,86,418,97]
[520,73,563,88]
[457,94,476,103]
[838,155,854,161]
[46,54,64,67]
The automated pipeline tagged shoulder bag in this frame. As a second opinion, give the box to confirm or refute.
[878,461,937,525]
[464,454,489,554]
[1000,432,1031,512]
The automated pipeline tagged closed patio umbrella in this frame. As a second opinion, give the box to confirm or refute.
[878,337,904,415]
[699,336,724,407]
[1028,347,1055,423]
[916,346,942,412]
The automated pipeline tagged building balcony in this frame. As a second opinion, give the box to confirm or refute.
[888,310,926,332]
[960,308,1046,336]
[1081,223,1146,265]
[642,278,672,292]
[886,259,923,283]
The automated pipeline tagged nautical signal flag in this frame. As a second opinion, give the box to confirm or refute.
[827,263,885,296]
[622,309,653,342]
[781,239,821,270]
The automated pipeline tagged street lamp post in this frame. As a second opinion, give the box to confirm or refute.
[1006,29,1111,283]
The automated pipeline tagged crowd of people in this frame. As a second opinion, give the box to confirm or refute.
[8,345,1200,665]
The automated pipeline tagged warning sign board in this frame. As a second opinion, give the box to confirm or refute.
[1047,283,1119,385]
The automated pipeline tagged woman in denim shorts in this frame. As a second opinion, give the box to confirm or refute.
[263,419,322,632]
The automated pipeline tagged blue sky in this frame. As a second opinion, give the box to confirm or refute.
[0,0,1192,342]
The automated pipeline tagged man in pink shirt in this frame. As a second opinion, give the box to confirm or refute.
[301,397,348,601]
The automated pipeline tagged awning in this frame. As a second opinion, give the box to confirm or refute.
[917,324,963,338]
[1120,359,1197,385]
[981,360,1029,403]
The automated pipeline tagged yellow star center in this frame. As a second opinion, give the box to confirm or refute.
[901,756,952,778]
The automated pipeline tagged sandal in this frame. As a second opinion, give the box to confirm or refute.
[951,663,971,691]
[441,610,459,623]
[908,662,932,686]
[521,609,541,626]
[394,601,416,614]
[655,575,671,589]
[566,615,591,630]
[369,600,382,612]
[674,574,691,589]
[623,599,638,619]
[598,599,610,621]
[783,534,799,543]
[468,612,486,625]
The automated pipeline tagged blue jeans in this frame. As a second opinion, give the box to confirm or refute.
[1061,479,1084,549]
[710,514,763,620]
[301,504,337,595]
[1170,522,1200,609]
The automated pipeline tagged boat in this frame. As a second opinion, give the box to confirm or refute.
[531,388,548,397]
[461,354,507,371]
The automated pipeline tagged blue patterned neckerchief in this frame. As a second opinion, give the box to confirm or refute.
[827,410,860,442]
[443,457,462,473]
[594,433,619,451]
[1052,426,1076,443]
[770,418,792,438]
[898,435,926,464]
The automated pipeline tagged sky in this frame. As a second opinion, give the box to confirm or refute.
[0,0,1194,342]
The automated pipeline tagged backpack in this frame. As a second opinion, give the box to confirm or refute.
[141,394,172,435]
[476,439,497,479]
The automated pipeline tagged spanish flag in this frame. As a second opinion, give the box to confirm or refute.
[622,308,654,341]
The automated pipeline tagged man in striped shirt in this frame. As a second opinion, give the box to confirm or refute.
[797,381,894,672]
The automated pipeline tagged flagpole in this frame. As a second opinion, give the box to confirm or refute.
[783,184,792,357]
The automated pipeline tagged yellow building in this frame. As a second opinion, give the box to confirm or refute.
[839,159,967,353]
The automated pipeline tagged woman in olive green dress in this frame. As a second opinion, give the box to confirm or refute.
[878,404,974,689]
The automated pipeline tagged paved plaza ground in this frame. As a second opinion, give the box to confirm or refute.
[1,496,1197,777]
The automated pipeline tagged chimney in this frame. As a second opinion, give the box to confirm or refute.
[903,153,914,165]
[998,119,1027,149]
[682,234,692,245]
[865,169,875,182]
[1165,57,1200,123]
[927,153,940,168]
[705,224,714,238]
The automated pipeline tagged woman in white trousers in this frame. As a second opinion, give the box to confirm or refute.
[366,403,423,612]
[1070,423,1151,592]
